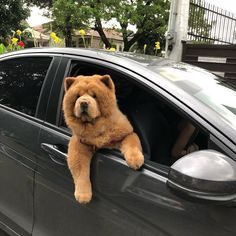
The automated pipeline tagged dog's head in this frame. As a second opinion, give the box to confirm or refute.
[63,74,116,125]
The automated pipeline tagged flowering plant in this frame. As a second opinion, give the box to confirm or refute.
[18,41,25,47]
[154,41,160,55]
[79,29,86,48]
[0,29,26,54]
[50,32,63,47]
[143,44,147,54]
[16,30,22,36]
[107,47,116,52]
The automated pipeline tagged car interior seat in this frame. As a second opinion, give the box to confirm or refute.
[118,83,173,165]
[125,101,173,165]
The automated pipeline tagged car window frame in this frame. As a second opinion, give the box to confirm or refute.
[45,55,236,169]
[0,53,61,123]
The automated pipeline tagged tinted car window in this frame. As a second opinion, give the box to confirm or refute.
[0,57,52,116]
[157,66,236,130]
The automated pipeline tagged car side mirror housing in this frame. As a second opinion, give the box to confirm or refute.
[167,150,236,204]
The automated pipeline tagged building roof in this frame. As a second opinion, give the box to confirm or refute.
[74,29,123,41]
[25,27,50,41]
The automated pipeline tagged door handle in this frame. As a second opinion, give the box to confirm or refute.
[41,143,67,166]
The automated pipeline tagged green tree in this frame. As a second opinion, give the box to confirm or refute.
[31,0,170,50]
[52,0,91,47]
[113,0,169,51]
[79,0,170,51]
[24,0,53,8]
[0,0,30,38]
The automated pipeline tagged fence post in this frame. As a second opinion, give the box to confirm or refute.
[165,0,190,62]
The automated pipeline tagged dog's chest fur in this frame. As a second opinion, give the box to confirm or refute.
[79,111,133,149]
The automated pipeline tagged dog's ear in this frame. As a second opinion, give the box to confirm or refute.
[100,75,114,90]
[64,77,76,92]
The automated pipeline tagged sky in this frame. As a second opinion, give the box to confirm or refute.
[206,0,236,12]
[26,0,236,27]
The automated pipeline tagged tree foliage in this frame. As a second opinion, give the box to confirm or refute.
[49,0,170,50]
[52,0,95,47]
[111,0,170,51]
[0,0,30,38]
[78,0,170,51]
[24,0,53,9]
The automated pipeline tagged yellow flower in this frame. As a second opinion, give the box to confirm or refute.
[154,41,160,50]
[50,32,57,39]
[108,47,116,52]
[53,36,61,44]
[79,29,86,37]
[143,44,147,54]
[11,38,18,44]
[16,30,22,35]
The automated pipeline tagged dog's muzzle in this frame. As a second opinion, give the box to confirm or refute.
[80,101,88,112]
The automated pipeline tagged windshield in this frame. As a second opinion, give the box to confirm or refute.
[155,64,236,129]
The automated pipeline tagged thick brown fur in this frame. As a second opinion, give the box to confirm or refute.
[63,74,144,203]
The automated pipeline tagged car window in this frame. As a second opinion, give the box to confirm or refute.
[58,60,209,166]
[0,57,52,116]
[158,66,236,130]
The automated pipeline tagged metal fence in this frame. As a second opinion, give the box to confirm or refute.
[188,0,236,44]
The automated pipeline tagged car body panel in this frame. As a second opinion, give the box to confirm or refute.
[0,107,38,235]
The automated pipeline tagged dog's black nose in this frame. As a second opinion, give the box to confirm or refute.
[80,102,88,110]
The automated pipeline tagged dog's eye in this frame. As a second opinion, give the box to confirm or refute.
[92,94,96,98]
[76,95,80,99]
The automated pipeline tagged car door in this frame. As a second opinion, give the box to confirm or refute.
[34,56,236,236]
[0,54,60,236]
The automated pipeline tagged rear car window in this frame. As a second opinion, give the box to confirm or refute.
[0,57,52,116]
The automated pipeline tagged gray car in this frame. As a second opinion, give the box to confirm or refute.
[0,48,235,236]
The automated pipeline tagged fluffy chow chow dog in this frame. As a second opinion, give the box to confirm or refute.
[63,74,144,203]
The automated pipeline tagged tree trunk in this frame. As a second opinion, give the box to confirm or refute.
[94,18,111,49]
[123,32,142,51]
[65,16,72,47]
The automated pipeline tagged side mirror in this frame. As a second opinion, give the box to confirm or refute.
[167,150,236,204]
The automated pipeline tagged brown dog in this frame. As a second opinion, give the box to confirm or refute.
[63,74,144,203]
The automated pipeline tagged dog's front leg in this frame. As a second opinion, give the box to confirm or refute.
[120,132,144,170]
[67,135,94,204]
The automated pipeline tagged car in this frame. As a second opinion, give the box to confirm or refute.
[0,48,236,236]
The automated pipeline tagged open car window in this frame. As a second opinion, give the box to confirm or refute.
[59,60,209,166]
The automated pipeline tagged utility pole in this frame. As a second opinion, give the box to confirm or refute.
[165,0,190,62]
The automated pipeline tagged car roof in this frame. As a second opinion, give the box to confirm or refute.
[0,47,173,67]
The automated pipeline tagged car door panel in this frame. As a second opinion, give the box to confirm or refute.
[34,125,141,236]
[0,108,40,235]
[93,151,236,236]
[34,124,167,236]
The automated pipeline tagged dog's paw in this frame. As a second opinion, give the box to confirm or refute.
[125,149,144,170]
[74,181,92,204]
[74,191,92,204]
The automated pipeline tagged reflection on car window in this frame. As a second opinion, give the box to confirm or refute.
[0,57,52,116]
[158,65,236,129]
